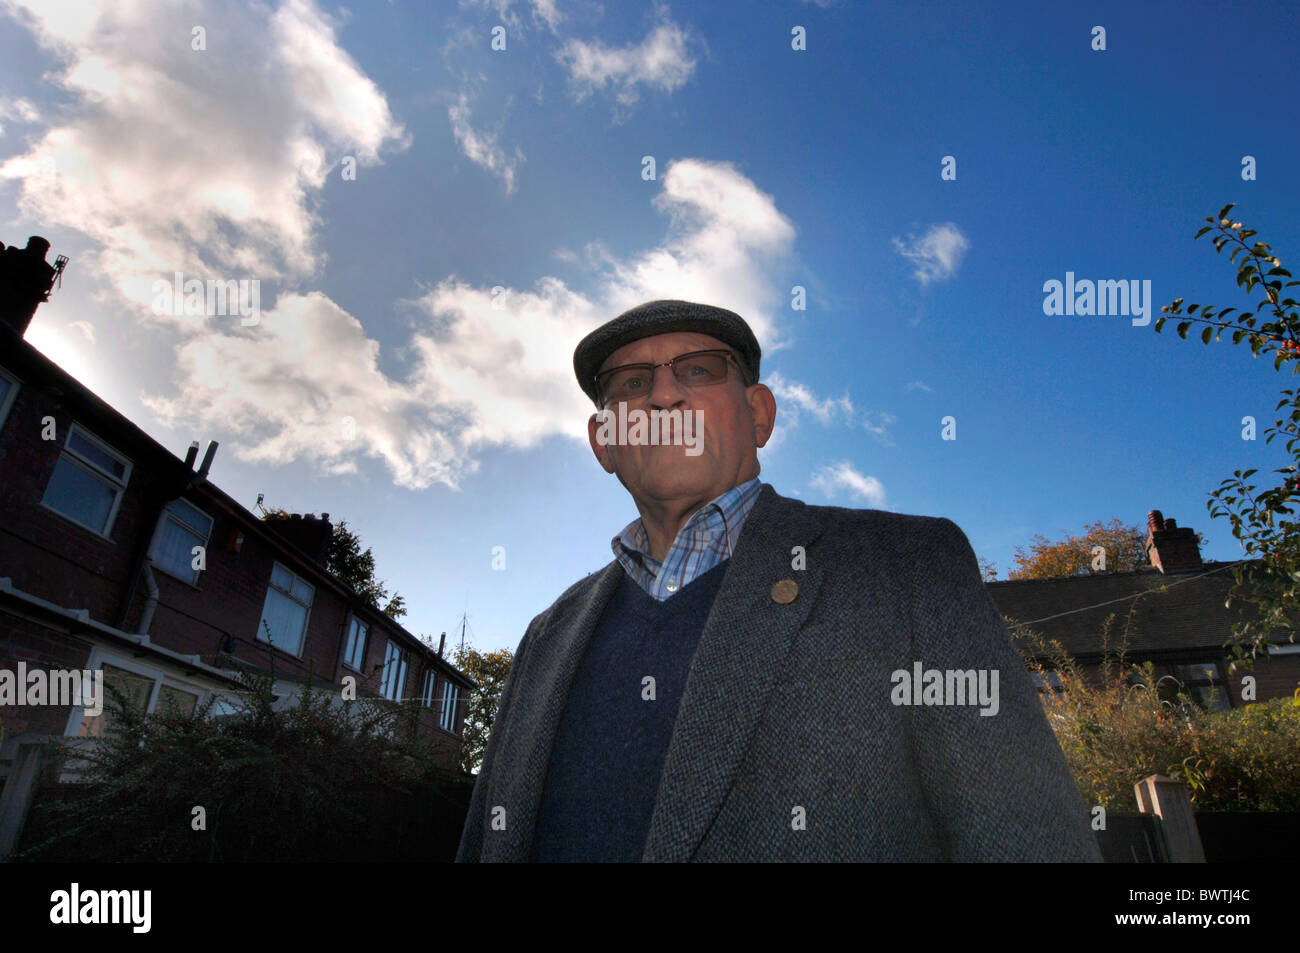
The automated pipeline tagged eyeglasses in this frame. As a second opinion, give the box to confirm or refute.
[595,349,745,407]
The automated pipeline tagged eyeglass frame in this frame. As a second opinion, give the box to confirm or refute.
[594,348,751,409]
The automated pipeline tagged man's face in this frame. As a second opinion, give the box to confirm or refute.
[586,331,776,510]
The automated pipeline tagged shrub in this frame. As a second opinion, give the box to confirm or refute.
[1014,615,1300,813]
[13,669,472,862]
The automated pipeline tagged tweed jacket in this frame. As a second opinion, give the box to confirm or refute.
[456,484,1103,862]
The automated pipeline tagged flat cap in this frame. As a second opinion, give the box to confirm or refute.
[573,299,761,405]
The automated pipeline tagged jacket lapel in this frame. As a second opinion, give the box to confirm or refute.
[641,485,827,862]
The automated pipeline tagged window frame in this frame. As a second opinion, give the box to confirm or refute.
[39,422,133,539]
[421,669,437,708]
[256,560,315,657]
[1171,660,1233,712]
[63,648,215,739]
[342,615,369,672]
[440,680,460,733]
[380,641,408,702]
[0,364,20,431]
[147,497,215,585]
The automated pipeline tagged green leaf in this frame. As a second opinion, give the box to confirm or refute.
[1188,303,1199,314]
[1155,317,1167,332]
[1233,329,1245,344]
[1202,326,1213,344]
[1177,322,1190,339]
[1195,226,1213,239]
[1218,203,1236,221]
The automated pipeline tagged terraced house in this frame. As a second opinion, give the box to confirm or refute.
[0,236,474,858]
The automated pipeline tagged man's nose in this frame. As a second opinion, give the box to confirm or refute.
[648,363,689,409]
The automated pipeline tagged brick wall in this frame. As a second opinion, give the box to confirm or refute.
[0,616,92,741]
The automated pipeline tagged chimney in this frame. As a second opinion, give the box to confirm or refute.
[0,236,61,336]
[1145,509,1203,573]
[266,512,334,566]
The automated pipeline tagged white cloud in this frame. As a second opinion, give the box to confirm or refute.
[0,3,797,491]
[558,18,696,107]
[810,461,886,507]
[0,96,40,136]
[457,0,561,35]
[0,0,408,313]
[765,371,853,424]
[905,379,933,393]
[68,319,95,343]
[891,222,969,286]
[146,158,796,490]
[530,0,562,32]
[764,371,893,444]
[861,411,895,445]
[448,91,525,194]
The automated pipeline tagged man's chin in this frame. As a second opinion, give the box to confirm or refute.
[626,464,719,503]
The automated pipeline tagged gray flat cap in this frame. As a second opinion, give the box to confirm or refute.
[573,299,761,405]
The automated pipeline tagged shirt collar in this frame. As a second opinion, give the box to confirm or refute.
[611,476,764,568]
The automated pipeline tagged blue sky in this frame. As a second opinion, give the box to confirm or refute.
[2,0,1298,654]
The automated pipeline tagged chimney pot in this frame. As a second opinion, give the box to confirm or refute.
[0,233,58,336]
[1145,508,1202,574]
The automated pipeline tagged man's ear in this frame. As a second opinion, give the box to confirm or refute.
[746,383,777,448]
[588,410,617,474]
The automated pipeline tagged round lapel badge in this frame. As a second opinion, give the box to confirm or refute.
[770,578,799,605]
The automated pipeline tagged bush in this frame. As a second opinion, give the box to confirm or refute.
[1015,616,1300,813]
[13,670,472,862]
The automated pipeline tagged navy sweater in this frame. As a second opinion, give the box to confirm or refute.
[530,560,728,862]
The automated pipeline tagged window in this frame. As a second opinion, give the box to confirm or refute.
[1173,661,1232,713]
[421,670,437,708]
[0,365,19,430]
[40,423,132,537]
[380,641,407,702]
[440,681,460,733]
[149,497,214,584]
[72,652,209,740]
[257,562,314,656]
[342,616,368,671]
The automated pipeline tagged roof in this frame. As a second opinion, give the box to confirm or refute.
[986,560,1267,661]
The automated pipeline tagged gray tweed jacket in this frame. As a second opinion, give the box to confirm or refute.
[456,484,1103,862]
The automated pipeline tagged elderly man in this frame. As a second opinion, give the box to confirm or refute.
[457,299,1101,862]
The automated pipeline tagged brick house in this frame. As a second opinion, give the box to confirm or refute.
[988,509,1300,709]
[0,236,474,857]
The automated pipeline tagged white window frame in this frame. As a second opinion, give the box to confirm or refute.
[380,641,407,702]
[440,681,460,733]
[0,364,20,431]
[147,497,215,585]
[421,669,437,708]
[39,422,133,539]
[256,561,314,657]
[342,615,369,672]
[63,647,215,738]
